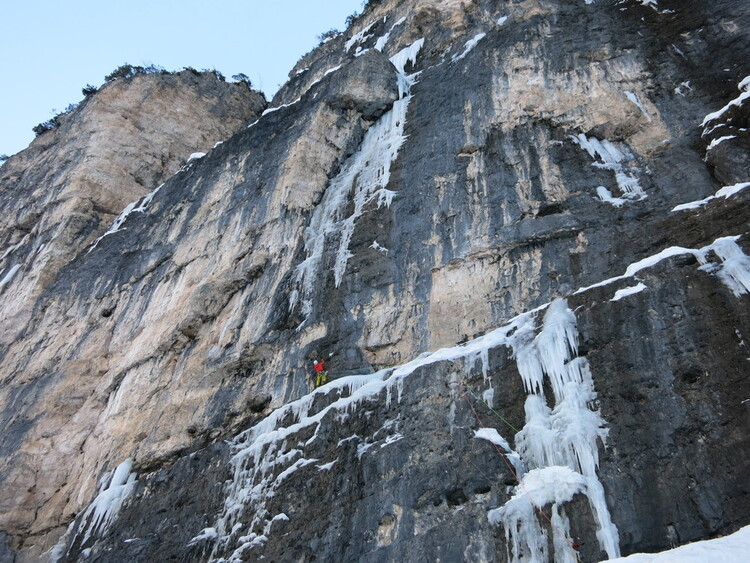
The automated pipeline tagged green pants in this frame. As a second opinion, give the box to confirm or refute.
[315,372,328,387]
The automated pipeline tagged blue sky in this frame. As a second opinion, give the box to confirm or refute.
[0,0,363,156]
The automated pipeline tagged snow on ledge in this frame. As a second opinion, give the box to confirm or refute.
[574,235,750,298]
[702,75,750,128]
[611,282,647,302]
[672,182,750,212]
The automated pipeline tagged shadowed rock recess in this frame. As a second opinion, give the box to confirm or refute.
[1,0,749,561]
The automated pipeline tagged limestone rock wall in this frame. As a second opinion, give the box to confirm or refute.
[0,70,266,558]
[1,0,749,561]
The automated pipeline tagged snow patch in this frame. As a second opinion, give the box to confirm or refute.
[638,0,659,10]
[187,152,206,162]
[609,524,750,562]
[370,240,389,254]
[707,135,737,151]
[374,16,406,52]
[188,527,218,546]
[674,81,691,96]
[596,186,627,207]
[574,235,750,298]
[316,460,338,471]
[497,16,509,25]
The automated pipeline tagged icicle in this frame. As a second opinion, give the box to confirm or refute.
[571,134,646,201]
[494,299,620,560]
[54,458,139,556]
[698,237,750,297]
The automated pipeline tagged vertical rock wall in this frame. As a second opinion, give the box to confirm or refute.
[0,0,749,561]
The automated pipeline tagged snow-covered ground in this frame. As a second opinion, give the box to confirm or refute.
[610,525,750,562]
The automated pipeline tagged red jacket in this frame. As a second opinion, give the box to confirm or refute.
[314,360,326,373]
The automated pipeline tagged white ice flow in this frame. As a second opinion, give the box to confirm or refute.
[488,300,620,562]
[51,458,137,560]
[291,38,425,318]
[204,232,748,561]
[87,183,166,253]
[611,282,647,302]
[572,134,646,201]
[0,263,22,293]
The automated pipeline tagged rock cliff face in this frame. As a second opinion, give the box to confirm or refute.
[1,1,749,561]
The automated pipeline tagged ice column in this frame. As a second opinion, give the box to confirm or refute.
[493,299,620,561]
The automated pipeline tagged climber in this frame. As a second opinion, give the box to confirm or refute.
[313,359,327,387]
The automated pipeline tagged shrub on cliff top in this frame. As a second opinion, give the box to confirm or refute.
[31,104,79,137]
[317,28,340,43]
[104,63,168,82]
[232,73,253,88]
[32,117,60,136]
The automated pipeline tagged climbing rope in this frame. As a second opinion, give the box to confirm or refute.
[460,381,581,562]
[460,378,521,433]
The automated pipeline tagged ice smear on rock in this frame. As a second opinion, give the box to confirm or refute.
[611,282,647,302]
[0,264,21,293]
[53,459,137,560]
[292,39,424,318]
[88,183,166,252]
[78,459,137,544]
[624,90,651,121]
[572,134,646,201]
[452,33,486,62]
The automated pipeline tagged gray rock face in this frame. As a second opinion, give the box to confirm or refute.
[1,0,749,561]
[325,49,401,119]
